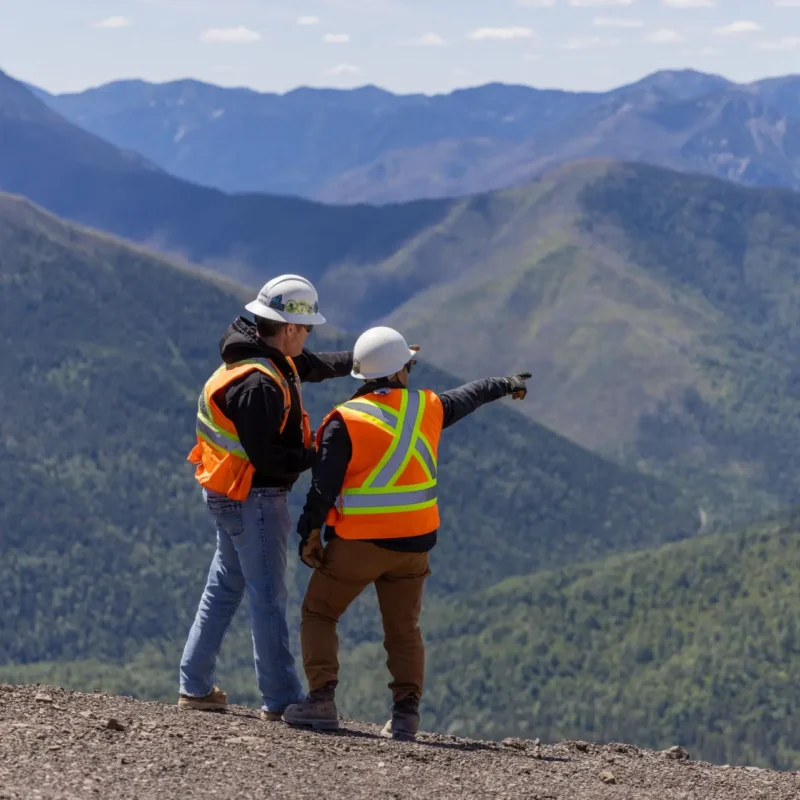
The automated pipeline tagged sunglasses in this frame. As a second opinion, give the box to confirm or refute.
[302,325,314,333]
[405,358,416,374]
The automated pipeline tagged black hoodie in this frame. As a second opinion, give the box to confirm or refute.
[213,317,353,490]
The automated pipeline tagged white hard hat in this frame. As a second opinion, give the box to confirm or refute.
[352,327,416,380]
[245,274,326,325]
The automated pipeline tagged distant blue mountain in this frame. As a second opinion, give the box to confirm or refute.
[34,68,800,203]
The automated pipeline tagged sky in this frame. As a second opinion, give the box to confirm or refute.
[3,0,800,96]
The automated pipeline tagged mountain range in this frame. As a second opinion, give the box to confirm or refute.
[5,187,800,770]
[6,67,800,524]
[31,68,800,204]
[9,60,800,770]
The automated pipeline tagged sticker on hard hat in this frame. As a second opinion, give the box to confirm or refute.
[268,294,319,315]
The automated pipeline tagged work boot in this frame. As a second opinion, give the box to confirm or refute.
[282,684,339,731]
[260,710,285,722]
[178,686,227,712]
[380,696,420,742]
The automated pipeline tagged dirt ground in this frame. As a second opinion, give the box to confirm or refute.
[1,684,798,799]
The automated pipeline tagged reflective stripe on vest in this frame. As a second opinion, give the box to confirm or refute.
[195,358,287,459]
[337,390,438,515]
[341,398,437,482]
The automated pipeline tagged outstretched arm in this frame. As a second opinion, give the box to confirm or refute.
[294,349,354,383]
[439,373,530,429]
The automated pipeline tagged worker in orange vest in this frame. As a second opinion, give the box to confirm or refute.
[282,326,530,739]
[179,274,353,720]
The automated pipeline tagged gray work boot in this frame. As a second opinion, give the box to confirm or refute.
[282,684,339,731]
[380,696,420,742]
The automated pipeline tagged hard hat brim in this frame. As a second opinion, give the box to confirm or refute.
[245,299,326,325]
[351,348,417,380]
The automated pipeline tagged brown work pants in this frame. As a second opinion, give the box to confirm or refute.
[301,537,431,703]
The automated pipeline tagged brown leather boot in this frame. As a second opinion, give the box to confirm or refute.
[178,686,227,712]
[282,684,339,731]
[380,696,419,741]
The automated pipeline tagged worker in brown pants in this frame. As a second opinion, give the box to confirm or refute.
[282,326,530,740]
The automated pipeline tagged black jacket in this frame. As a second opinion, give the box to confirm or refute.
[299,376,511,552]
[213,317,353,489]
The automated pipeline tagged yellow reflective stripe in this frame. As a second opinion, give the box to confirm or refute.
[198,408,238,442]
[342,407,396,437]
[196,413,247,456]
[412,449,433,482]
[363,390,409,489]
[387,391,426,488]
[343,478,436,497]
[341,397,400,423]
[342,499,437,516]
[338,390,439,513]
[364,397,400,419]
[369,391,420,488]
[416,432,436,479]
[197,429,248,460]
[418,430,434,461]
[341,485,437,510]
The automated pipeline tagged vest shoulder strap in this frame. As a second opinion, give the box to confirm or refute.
[203,358,292,433]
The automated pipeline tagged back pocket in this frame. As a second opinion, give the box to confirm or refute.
[203,491,244,536]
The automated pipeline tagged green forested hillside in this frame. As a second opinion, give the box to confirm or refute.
[340,514,800,770]
[0,193,696,668]
[10,510,800,772]
[7,66,800,524]
[374,161,800,522]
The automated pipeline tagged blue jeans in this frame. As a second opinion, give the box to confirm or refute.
[179,487,303,713]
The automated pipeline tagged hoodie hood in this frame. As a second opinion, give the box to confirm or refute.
[219,316,288,367]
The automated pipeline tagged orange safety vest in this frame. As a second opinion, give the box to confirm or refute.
[187,357,312,501]
[320,388,443,540]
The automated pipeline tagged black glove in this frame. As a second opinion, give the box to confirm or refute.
[503,372,531,400]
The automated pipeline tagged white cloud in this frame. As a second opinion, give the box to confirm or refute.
[468,27,536,40]
[681,45,720,55]
[663,0,715,7]
[297,15,321,25]
[569,0,633,6]
[200,26,262,43]
[327,63,361,75]
[643,28,685,43]
[515,0,556,6]
[565,35,621,48]
[593,16,644,27]
[324,33,351,43]
[756,36,800,50]
[713,20,763,35]
[403,32,447,46]
[92,16,131,28]
[136,0,210,9]
[523,52,543,61]
[774,1,800,6]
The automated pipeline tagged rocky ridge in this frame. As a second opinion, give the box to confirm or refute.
[1,685,796,799]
